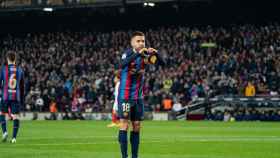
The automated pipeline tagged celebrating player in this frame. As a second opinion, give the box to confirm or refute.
[117,31,164,158]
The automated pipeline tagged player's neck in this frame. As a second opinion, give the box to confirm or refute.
[8,61,16,65]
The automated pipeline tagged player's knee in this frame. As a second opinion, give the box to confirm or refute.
[132,122,141,132]
[132,126,141,132]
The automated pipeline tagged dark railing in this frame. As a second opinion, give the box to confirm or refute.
[174,95,280,116]
[172,95,280,120]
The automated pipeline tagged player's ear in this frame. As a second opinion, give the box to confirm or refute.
[131,36,137,45]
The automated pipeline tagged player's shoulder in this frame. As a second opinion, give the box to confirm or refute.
[121,48,133,59]
[0,65,6,72]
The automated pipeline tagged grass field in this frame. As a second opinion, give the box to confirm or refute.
[0,121,279,158]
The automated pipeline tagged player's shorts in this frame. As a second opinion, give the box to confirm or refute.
[117,99,144,121]
[0,101,20,114]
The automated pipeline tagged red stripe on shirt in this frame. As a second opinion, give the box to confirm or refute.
[124,64,132,100]
[134,59,145,100]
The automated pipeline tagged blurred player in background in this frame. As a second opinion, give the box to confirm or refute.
[107,73,120,128]
[0,51,24,144]
[117,31,164,158]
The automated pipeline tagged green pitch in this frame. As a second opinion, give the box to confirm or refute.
[0,121,280,158]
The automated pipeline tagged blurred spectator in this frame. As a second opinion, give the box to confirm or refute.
[172,100,182,112]
[35,95,44,112]
[245,81,256,97]
[45,100,58,120]
[223,110,231,122]
[163,77,173,92]
[162,94,173,111]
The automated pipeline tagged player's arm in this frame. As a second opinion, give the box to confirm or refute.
[154,52,166,66]
[147,48,166,66]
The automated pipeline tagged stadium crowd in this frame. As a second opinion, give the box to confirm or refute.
[0,24,280,115]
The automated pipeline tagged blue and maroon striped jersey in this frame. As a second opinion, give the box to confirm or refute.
[118,49,146,100]
[0,64,24,102]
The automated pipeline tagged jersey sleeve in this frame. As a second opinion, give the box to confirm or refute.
[154,52,166,66]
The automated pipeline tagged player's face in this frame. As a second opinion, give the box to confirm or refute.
[131,36,145,51]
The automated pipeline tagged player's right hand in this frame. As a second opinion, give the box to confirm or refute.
[138,48,148,56]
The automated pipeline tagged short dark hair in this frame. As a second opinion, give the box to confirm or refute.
[6,51,16,62]
[131,31,145,40]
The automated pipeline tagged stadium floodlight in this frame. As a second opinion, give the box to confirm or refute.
[148,2,155,7]
[144,2,155,7]
[43,8,53,12]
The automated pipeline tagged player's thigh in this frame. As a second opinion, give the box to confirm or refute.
[131,121,141,131]
[10,102,20,115]
[130,99,144,121]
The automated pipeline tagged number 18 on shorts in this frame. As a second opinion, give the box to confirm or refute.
[117,99,144,121]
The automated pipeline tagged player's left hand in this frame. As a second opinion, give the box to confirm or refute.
[147,48,158,54]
